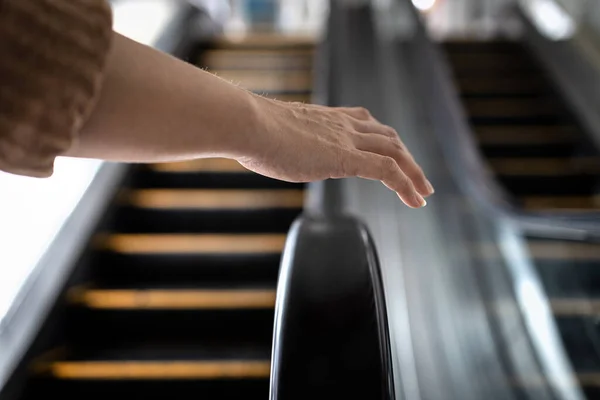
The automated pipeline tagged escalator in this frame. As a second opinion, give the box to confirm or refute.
[4,33,314,400]
[443,40,600,398]
[443,40,600,213]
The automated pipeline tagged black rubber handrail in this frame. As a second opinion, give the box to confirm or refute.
[269,212,394,400]
[269,2,395,396]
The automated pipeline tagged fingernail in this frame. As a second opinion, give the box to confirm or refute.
[425,180,435,195]
[414,194,427,208]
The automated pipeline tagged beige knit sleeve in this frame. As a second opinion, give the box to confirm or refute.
[0,0,113,177]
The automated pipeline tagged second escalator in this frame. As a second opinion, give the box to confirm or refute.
[443,40,600,213]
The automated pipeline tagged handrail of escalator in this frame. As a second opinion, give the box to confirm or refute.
[269,206,395,399]
[403,0,600,239]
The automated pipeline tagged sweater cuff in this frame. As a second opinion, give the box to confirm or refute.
[0,0,113,177]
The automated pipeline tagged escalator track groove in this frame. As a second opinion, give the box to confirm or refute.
[13,33,314,400]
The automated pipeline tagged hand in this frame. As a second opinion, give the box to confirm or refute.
[236,96,434,208]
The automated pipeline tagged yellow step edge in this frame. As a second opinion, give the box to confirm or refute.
[551,299,600,317]
[475,126,575,145]
[150,158,249,173]
[67,287,276,309]
[121,189,305,210]
[201,49,313,70]
[527,241,600,260]
[522,196,600,211]
[212,33,316,48]
[93,234,287,254]
[41,360,270,379]
[488,157,600,176]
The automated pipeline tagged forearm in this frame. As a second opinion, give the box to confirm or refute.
[66,32,260,162]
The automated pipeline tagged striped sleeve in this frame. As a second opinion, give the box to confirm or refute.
[0,0,113,177]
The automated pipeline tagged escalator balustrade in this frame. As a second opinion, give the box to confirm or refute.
[443,41,600,213]
[14,34,314,399]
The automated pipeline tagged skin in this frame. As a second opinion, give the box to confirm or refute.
[67,33,434,208]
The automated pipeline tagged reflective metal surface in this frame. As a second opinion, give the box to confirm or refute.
[324,0,599,399]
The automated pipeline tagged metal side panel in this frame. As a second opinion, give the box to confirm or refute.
[324,1,582,399]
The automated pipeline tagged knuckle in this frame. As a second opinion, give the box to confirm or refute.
[357,107,370,117]
[386,127,399,138]
[380,156,398,175]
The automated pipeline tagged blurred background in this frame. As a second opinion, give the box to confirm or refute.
[2,0,600,399]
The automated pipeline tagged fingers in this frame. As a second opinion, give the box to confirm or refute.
[334,106,372,121]
[352,119,398,138]
[335,107,399,139]
[352,133,434,197]
[344,151,427,208]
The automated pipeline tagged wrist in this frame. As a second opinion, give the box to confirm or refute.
[223,91,270,160]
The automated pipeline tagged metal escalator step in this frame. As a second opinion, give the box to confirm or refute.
[455,76,546,95]
[476,125,577,158]
[489,157,600,176]
[555,317,600,372]
[201,49,314,70]
[443,40,523,53]
[211,33,315,49]
[67,286,276,310]
[499,176,599,196]
[521,196,600,211]
[34,343,270,380]
[90,253,281,287]
[464,98,560,119]
[111,207,301,234]
[527,240,600,260]
[42,360,270,379]
[111,189,303,234]
[92,234,287,254]
[552,300,600,317]
[475,125,577,146]
[120,189,305,210]
[67,307,275,345]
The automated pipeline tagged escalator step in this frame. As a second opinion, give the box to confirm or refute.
[111,189,304,233]
[475,125,577,146]
[67,286,276,310]
[211,33,315,49]
[111,207,301,233]
[552,299,600,317]
[555,318,600,372]
[33,343,270,379]
[489,157,600,176]
[201,48,313,70]
[527,240,600,260]
[464,98,560,119]
[455,76,546,95]
[521,196,600,211]
[120,189,305,209]
[89,252,281,286]
[92,233,287,254]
